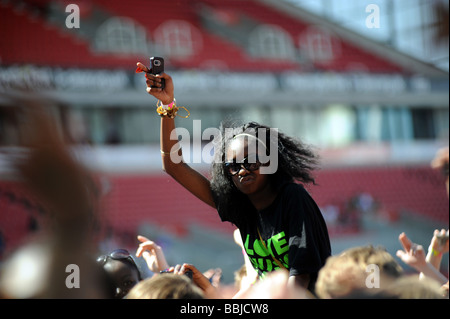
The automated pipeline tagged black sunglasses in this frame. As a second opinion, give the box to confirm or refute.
[97,249,134,265]
[224,155,262,176]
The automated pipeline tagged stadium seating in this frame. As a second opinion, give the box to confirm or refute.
[0,181,44,257]
[0,3,131,69]
[1,165,447,257]
[198,0,403,73]
[1,0,404,72]
[310,166,449,224]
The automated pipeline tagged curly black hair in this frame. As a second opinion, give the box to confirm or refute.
[209,121,319,226]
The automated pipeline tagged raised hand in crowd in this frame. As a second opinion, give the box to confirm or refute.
[426,229,449,268]
[136,62,174,105]
[396,232,448,286]
[171,263,223,299]
[135,235,170,274]
[396,232,427,269]
[202,268,223,288]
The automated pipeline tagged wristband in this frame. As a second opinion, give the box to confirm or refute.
[431,248,443,257]
[161,99,175,110]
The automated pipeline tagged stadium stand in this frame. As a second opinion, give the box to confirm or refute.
[199,0,404,72]
[2,0,406,72]
[0,2,126,69]
[1,164,447,257]
[0,181,45,256]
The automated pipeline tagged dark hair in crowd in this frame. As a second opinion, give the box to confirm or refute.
[209,121,319,226]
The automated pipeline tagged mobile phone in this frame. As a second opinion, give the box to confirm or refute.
[150,56,165,89]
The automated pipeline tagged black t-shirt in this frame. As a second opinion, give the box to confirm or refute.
[216,182,331,291]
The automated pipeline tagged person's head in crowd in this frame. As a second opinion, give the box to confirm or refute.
[382,275,445,299]
[126,273,204,299]
[341,275,445,299]
[315,245,404,298]
[97,249,142,299]
[210,121,318,225]
[234,264,248,291]
[235,268,314,299]
[431,146,449,196]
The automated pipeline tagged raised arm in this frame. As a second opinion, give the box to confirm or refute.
[136,62,216,208]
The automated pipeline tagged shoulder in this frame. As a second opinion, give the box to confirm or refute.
[279,182,320,213]
[283,182,306,192]
[280,182,310,199]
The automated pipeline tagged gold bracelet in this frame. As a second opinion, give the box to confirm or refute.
[160,144,182,155]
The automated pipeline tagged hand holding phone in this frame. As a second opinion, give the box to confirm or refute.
[135,59,174,104]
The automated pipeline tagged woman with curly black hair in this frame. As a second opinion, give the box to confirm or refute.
[137,62,331,293]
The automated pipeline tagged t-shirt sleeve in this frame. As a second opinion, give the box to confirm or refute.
[284,185,331,278]
[211,189,231,223]
[211,188,255,229]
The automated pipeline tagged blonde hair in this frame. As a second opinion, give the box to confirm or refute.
[126,274,204,299]
[234,264,247,290]
[384,275,445,299]
[315,245,403,299]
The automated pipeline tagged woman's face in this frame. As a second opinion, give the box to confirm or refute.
[225,136,270,195]
[103,259,140,299]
